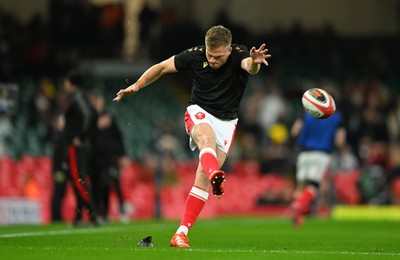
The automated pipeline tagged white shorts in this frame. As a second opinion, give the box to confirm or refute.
[184,104,238,154]
[296,151,332,183]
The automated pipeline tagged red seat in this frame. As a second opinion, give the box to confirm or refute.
[391,177,400,201]
[332,170,361,204]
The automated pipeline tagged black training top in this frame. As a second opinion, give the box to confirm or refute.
[62,90,98,147]
[174,44,250,120]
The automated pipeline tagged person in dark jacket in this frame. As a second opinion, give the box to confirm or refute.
[62,70,99,226]
[89,90,128,222]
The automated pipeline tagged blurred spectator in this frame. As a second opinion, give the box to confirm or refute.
[388,144,400,204]
[0,113,12,156]
[260,122,291,174]
[258,82,288,134]
[50,113,71,222]
[237,132,261,162]
[89,90,128,222]
[49,88,75,222]
[28,77,57,135]
[157,9,202,60]
[213,8,250,45]
[0,8,24,80]
[96,3,124,57]
[138,2,159,59]
[61,70,99,226]
[24,14,48,75]
[386,95,400,142]
[239,82,264,142]
[333,144,359,172]
[152,121,182,219]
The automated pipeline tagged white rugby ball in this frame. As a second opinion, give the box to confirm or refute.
[302,88,336,119]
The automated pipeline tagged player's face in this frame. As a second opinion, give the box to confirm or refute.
[205,45,232,69]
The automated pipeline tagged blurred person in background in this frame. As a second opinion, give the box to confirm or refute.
[258,83,287,134]
[50,88,73,222]
[50,113,69,222]
[113,25,270,247]
[62,70,99,226]
[89,90,129,222]
[289,101,346,227]
[0,112,12,157]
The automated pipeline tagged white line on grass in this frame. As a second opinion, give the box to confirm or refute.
[2,246,399,257]
[0,227,120,238]
[133,248,400,257]
[2,243,399,257]
[2,227,399,257]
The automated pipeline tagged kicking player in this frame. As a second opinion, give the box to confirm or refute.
[114,25,271,247]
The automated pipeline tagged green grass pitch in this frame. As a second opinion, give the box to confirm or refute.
[1,217,399,259]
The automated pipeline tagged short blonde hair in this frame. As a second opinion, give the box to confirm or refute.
[205,25,232,49]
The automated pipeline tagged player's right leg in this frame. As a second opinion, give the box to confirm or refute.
[191,123,227,197]
[199,147,225,197]
[289,186,315,227]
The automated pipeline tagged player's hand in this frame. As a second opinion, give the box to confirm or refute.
[250,44,271,66]
[113,84,139,102]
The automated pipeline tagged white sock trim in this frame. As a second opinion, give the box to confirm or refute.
[199,147,217,158]
[190,186,209,201]
[176,225,189,235]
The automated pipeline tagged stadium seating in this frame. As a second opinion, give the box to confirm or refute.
[332,170,361,204]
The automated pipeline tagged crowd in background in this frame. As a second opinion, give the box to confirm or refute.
[1,0,400,214]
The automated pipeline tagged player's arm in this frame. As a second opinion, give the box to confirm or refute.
[241,43,271,75]
[291,118,304,138]
[113,56,178,102]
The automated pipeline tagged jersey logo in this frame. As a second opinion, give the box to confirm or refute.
[195,112,205,120]
[203,62,208,68]
[189,47,203,52]
[224,140,228,146]
[235,47,244,52]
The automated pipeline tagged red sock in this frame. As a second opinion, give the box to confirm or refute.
[199,147,219,177]
[301,187,316,202]
[295,187,316,213]
[180,186,209,230]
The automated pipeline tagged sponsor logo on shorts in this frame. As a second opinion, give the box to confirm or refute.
[195,112,205,120]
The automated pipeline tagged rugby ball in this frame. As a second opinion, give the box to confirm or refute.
[302,88,336,119]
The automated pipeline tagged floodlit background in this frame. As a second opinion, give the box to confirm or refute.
[0,0,400,225]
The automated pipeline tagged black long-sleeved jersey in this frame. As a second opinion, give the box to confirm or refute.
[62,90,97,146]
[174,44,250,120]
[91,110,126,162]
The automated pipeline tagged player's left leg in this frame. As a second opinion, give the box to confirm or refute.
[170,165,209,248]
[290,181,319,227]
[171,149,227,248]
[290,151,330,227]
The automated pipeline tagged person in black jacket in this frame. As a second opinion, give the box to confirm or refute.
[62,70,99,226]
[89,90,128,222]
